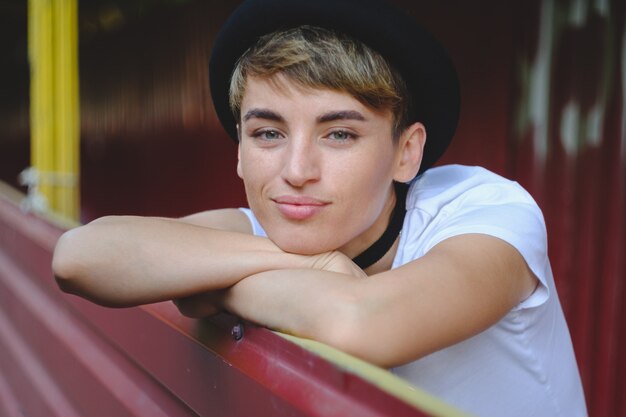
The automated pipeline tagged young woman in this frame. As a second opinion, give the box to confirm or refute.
[52,0,587,415]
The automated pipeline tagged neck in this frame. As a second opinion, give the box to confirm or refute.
[363,235,401,275]
[352,182,408,271]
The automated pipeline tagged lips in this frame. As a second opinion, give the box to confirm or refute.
[272,195,330,220]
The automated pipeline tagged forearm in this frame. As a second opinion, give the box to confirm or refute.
[220,269,423,368]
[52,215,309,307]
[207,235,536,369]
[222,269,365,352]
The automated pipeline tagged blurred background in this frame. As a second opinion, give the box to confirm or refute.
[0,0,624,416]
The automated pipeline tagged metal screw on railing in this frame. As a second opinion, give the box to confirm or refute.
[231,323,244,341]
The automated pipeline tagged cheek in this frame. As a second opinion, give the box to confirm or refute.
[239,152,277,207]
[239,148,265,186]
[340,150,395,194]
[240,164,263,200]
[334,156,394,216]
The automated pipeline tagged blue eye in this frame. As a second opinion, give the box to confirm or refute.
[328,130,355,141]
[254,129,282,140]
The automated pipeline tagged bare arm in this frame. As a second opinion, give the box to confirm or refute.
[52,209,313,307]
[218,233,539,368]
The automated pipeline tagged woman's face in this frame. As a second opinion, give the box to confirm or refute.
[237,75,418,257]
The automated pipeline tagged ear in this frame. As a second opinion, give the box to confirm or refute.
[236,124,244,179]
[393,122,426,182]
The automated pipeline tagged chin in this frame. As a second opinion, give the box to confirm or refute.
[269,232,338,256]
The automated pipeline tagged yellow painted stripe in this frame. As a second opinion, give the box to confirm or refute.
[53,0,80,220]
[29,0,55,208]
[276,332,474,417]
[28,0,81,220]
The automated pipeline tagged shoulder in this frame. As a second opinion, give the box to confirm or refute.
[403,165,545,245]
[396,164,551,308]
[407,164,538,214]
[400,165,546,256]
[179,208,253,234]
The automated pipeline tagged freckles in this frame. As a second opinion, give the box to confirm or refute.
[241,153,271,180]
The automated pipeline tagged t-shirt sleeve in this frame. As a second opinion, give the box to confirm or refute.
[420,182,550,310]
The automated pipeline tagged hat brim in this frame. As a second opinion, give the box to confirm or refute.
[209,0,460,175]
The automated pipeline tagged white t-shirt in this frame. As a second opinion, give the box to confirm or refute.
[240,165,587,417]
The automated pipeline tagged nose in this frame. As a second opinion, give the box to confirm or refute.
[281,136,321,188]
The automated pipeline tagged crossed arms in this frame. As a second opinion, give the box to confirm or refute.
[52,209,537,368]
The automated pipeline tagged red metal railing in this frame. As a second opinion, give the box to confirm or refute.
[0,190,467,417]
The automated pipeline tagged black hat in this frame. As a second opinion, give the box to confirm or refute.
[209,0,460,175]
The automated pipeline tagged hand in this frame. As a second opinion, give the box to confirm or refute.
[173,290,225,318]
[308,251,368,279]
[174,251,365,318]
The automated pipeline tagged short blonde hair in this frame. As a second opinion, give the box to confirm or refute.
[228,26,410,139]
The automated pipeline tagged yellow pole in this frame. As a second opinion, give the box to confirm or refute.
[28,0,80,220]
[53,0,80,219]
[28,0,55,210]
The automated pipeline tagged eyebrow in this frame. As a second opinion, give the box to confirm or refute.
[317,110,366,123]
[242,108,284,122]
[242,108,367,124]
